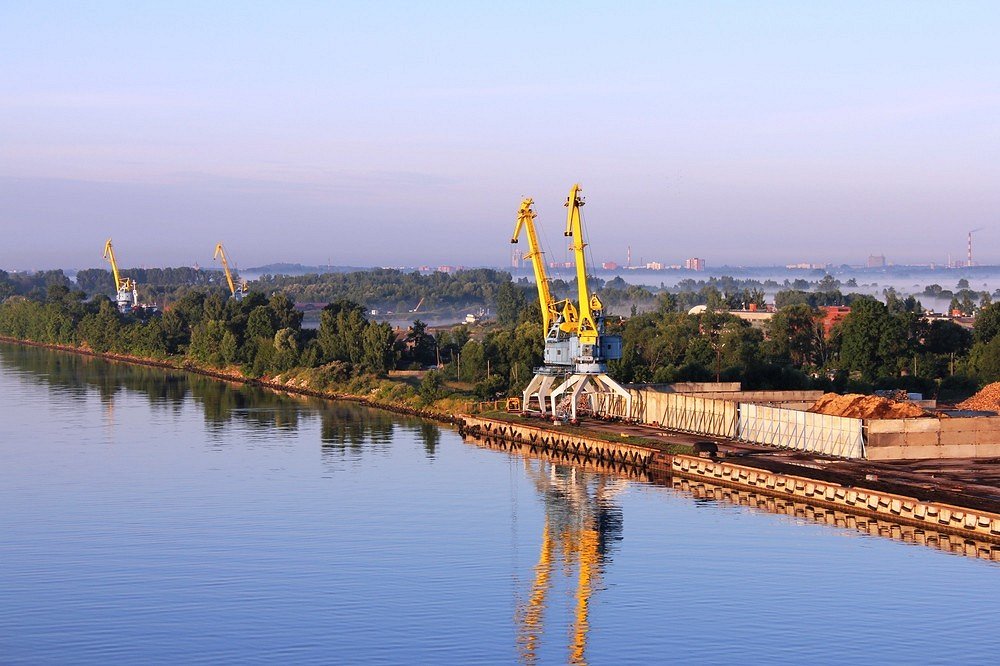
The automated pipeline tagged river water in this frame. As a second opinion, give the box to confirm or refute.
[2,342,999,665]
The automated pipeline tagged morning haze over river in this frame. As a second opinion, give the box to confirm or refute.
[5,2,1000,663]
[2,342,998,664]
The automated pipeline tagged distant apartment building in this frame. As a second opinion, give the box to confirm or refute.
[867,254,886,268]
[684,257,705,271]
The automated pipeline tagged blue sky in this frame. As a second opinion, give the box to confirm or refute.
[1,1,998,269]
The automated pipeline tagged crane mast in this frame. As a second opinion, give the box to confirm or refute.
[103,238,137,313]
[213,243,247,300]
[564,184,601,347]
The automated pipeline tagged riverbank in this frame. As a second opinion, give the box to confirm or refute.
[10,333,1000,545]
[0,336,460,425]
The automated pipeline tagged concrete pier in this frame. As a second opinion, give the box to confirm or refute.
[460,414,1000,545]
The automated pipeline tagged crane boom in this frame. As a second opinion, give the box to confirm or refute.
[564,184,600,345]
[512,198,559,335]
[213,243,238,296]
[103,238,125,291]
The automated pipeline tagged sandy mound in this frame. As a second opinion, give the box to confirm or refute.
[807,393,930,419]
[956,383,1000,412]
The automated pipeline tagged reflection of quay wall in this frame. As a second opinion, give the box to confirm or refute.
[598,386,1000,460]
[671,454,1000,544]
[467,435,652,481]
[674,477,1000,562]
[461,415,1000,545]
[459,416,655,469]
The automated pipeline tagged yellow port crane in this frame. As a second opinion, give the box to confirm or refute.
[513,197,581,415]
[545,183,630,422]
[213,243,248,300]
[102,238,137,313]
[511,197,577,338]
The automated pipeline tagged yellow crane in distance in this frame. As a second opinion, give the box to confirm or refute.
[103,238,137,313]
[511,197,577,338]
[213,243,248,300]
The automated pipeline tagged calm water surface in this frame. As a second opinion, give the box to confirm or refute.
[2,343,999,665]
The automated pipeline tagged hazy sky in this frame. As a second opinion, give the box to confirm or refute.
[2,2,999,270]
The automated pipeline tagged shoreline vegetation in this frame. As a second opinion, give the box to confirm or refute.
[0,335,462,424]
[5,266,1000,418]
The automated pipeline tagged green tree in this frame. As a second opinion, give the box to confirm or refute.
[361,322,397,375]
[838,298,910,381]
[974,303,1000,344]
[495,280,526,327]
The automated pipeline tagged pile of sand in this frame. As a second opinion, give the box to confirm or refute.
[956,383,1000,412]
[807,393,930,419]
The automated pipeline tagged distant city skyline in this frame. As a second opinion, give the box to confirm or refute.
[2,2,998,270]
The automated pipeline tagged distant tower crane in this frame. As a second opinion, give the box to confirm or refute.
[102,238,138,313]
[213,243,248,300]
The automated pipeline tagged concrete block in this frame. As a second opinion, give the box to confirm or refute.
[867,432,906,448]
[903,419,940,433]
[937,430,980,446]
[974,416,1000,429]
[867,419,907,434]
[898,445,944,459]
[903,432,940,447]
[936,444,978,458]
[939,418,975,432]
[974,443,1000,458]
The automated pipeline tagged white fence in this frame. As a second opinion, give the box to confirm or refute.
[646,393,738,439]
[737,403,865,459]
[594,388,868,459]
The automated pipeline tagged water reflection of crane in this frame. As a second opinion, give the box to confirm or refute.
[516,460,624,665]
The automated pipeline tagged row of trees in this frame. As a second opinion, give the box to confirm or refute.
[7,267,1000,406]
[0,285,434,384]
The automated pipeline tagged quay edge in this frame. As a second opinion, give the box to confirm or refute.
[459,414,1000,545]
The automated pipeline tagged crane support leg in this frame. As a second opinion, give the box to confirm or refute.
[549,372,632,423]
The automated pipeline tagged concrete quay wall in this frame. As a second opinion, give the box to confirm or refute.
[460,415,1000,544]
[459,416,656,469]
[670,454,1000,544]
